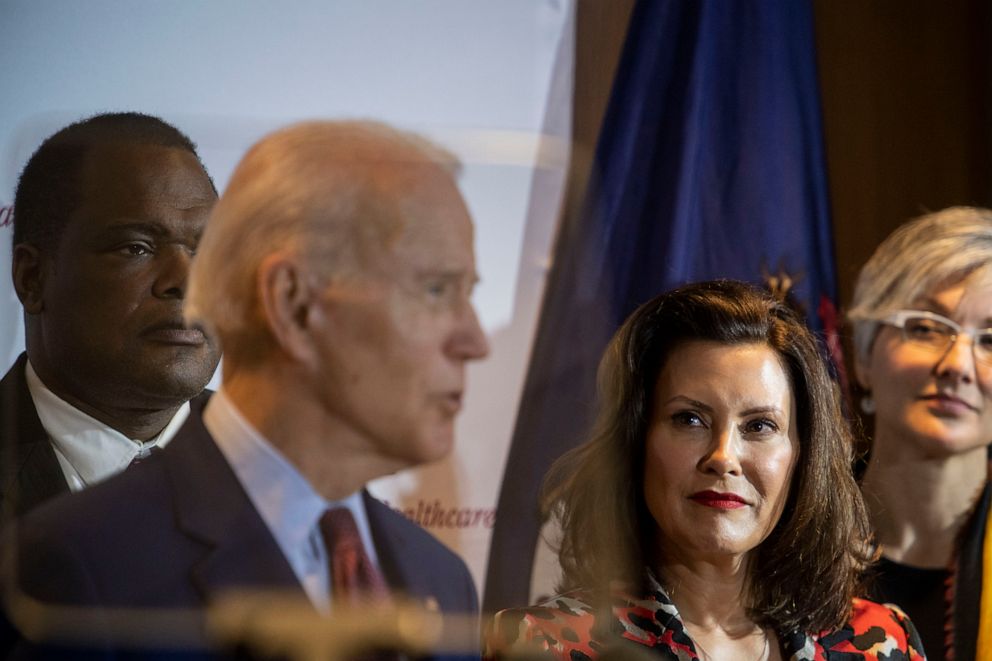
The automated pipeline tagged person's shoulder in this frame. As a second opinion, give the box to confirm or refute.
[848,596,916,630]
[504,588,596,621]
[14,455,169,544]
[364,493,476,590]
[2,459,173,604]
[0,354,33,426]
[485,590,597,660]
[0,356,23,389]
[492,583,665,631]
[363,494,478,621]
[822,597,927,659]
[496,591,596,632]
[531,589,596,614]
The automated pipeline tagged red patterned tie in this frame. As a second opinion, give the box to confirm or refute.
[321,508,401,660]
[320,507,392,606]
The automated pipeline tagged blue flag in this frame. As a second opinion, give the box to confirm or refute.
[483,0,839,612]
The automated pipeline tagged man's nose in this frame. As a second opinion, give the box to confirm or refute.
[450,302,490,361]
[152,247,193,299]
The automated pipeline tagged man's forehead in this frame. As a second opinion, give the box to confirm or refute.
[57,144,214,245]
[83,142,204,180]
[77,144,214,208]
[344,211,474,286]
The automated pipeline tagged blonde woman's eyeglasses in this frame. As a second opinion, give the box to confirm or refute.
[880,310,992,364]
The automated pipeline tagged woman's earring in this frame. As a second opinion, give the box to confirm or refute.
[860,393,875,415]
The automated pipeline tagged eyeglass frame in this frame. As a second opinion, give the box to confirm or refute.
[878,309,992,364]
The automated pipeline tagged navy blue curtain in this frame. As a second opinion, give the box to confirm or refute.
[483,0,839,612]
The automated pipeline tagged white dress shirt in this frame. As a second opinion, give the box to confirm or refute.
[203,388,381,612]
[24,360,189,492]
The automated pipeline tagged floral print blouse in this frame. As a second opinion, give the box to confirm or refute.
[485,574,926,660]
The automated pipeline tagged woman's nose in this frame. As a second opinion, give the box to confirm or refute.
[698,427,742,476]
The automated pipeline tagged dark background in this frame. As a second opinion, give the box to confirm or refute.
[568,0,992,312]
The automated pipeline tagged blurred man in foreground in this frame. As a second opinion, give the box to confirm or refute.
[4,120,489,659]
[1,112,220,522]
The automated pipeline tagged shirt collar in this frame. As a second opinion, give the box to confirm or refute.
[202,388,379,573]
[24,359,189,489]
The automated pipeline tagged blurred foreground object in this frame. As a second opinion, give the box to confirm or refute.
[4,587,484,660]
[210,593,473,661]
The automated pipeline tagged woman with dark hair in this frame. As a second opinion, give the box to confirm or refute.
[847,207,992,659]
[486,280,923,660]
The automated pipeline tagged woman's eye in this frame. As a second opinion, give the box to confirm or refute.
[743,418,778,434]
[672,411,703,427]
[905,319,945,339]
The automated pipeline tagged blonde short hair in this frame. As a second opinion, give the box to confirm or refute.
[847,206,992,367]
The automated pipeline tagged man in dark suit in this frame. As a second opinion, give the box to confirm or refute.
[0,112,221,523]
[5,120,489,659]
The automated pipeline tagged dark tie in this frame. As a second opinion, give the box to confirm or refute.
[320,507,391,606]
[127,445,162,468]
[320,508,402,660]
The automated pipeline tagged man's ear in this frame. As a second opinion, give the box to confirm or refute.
[12,243,46,314]
[256,252,319,364]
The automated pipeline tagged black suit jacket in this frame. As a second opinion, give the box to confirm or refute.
[5,398,479,659]
[0,354,214,527]
[0,354,69,524]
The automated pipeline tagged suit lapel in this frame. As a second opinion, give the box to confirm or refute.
[366,491,441,611]
[161,405,304,604]
[0,353,70,522]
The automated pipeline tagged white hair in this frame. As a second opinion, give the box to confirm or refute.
[847,206,992,366]
[185,119,461,362]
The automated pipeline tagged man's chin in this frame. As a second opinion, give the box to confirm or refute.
[122,362,218,406]
[144,345,219,381]
[411,431,456,466]
[376,429,455,470]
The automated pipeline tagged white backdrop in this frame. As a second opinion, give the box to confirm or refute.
[0,0,573,590]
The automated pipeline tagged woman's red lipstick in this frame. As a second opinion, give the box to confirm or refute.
[690,490,747,509]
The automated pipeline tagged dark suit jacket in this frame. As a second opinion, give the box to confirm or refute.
[0,353,214,527]
[0,354,69,524]
[4,397,479,659]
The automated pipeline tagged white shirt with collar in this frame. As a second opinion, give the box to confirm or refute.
[24,360,189,492]
[203,388,381,613]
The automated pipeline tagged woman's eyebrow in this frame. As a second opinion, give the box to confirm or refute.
[740,406,784,417]
[662,395,711,411]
